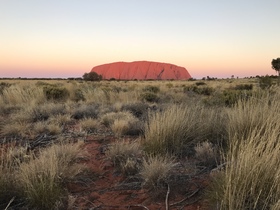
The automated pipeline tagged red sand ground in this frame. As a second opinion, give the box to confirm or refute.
[91,61,192,80]
[68,135,210,210]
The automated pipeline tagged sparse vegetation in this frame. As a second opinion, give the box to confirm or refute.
[1,78,280,209]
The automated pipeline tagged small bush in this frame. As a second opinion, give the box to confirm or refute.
[100,111,134,127]
[43,85,70,101]
[0,122,30,138]
[111,119,130,137]
[33,121,62,136]
[143,104,223,156]
[121,102,149,118]
[106,140,142,175]
[125,119,144,136]
[143,85,160,93]
[259,75,273,89]
[71,104,99,120]
[195,81,206,86]
[184,85,214,95]
[18,142,87,209]
[71,88,85,102]
[234,84,253,90]
[222,89,251,107]
[140,155,175,189]
[140,92,159,102]
[166,83,173,88]
[80,118,99,133]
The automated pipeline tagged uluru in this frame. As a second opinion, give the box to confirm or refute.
[91,61,191,80]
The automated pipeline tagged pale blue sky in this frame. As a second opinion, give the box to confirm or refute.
[0,0,279,78]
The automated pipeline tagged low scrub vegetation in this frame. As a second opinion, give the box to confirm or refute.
[0,142,87,209]
[1,78,280,209]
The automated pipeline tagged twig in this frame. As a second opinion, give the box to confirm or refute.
[170,188,200,207]
[165,184,170,210]
[211,162,228,172]
[4,197,15,210]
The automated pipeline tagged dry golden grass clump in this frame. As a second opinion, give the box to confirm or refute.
[143,103,224,156]
[140,155,176,189]
[100,110,143,136]
[0,141,87,210]
[32,121,62,136]
[80,118,100,133]
[106,140,142,175]
[208,90,280,210]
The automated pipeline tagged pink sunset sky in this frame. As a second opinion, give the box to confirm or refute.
[0,0,279,79]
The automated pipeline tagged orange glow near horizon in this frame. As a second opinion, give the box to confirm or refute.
[1,1,279,79]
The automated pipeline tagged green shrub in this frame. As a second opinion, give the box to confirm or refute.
[43,86,69,101]
[222,89,252,107]
[83,71,102,81]
[140,92,159,102]
[166,83,173,88]
[234,84,253,90]
[195,81,206,86]
[259,75,273,89]
[71,88,85,102]
[71,104,99,120]
[184,85,214,96]
[121,102,149,118]
[143,85,160,93]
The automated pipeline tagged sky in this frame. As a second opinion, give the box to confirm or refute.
[0,0,280,79]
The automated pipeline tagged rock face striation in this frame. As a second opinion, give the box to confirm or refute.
[91,61,191,80]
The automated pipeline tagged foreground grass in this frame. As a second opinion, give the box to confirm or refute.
[208,90,280,210]
[0,142,87,210]
[1,78,280,209]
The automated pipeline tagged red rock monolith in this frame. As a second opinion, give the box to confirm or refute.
[91,61,191,80]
